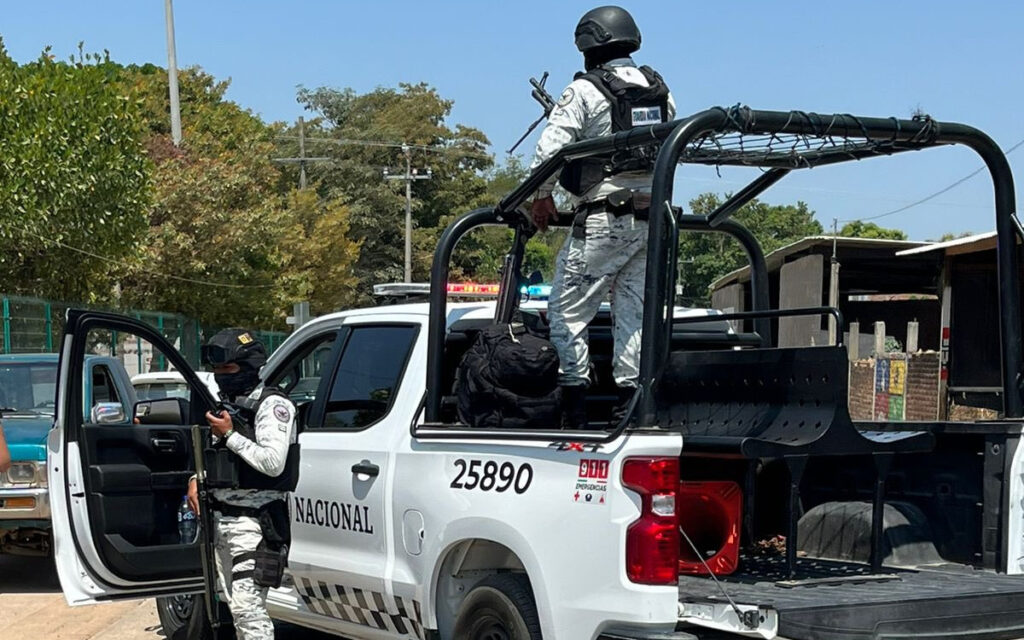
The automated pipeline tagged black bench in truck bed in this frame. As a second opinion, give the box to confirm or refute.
[677,556,1024,640]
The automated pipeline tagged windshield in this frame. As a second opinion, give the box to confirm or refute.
[0,362,58,414]
[134,382,190,401]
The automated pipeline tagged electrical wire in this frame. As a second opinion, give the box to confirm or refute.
[276,135,492,160]
[14,225,277,289]
[841,136,1024,223]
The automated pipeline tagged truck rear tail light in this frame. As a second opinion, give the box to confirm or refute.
[622,457,679,585]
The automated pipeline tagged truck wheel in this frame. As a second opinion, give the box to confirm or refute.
[453,573,542,640]
[157,594,235,640]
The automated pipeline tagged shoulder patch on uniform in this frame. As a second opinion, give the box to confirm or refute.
[273,403,292,423]
[237,332,253,344]
[557,87,575,107]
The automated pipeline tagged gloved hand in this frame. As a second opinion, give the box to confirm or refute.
[530,195,558,231]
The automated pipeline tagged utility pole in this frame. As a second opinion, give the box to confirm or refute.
[829,218,841,345]
[164,0,182,146]
[384,144,432,283]
[272,117,331,189]
[298,116,307,189]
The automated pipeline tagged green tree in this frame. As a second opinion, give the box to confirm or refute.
[289,83,493,298]
[839,220,907,240]
[277,188,362,314]
[0,43,150,302]
[115,64,290,327]
[677,194,822,305]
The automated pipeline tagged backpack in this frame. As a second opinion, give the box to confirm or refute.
[456,324,561,429]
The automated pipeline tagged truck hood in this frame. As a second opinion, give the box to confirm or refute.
[3,414,52,461]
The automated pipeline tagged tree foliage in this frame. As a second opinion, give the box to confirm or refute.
[114,65,294,327]
[288,83,494,298]
[839,220,907,240]
[0,42,150,302]
[678,194,823,305]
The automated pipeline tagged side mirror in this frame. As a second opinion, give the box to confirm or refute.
[91,402,128,424]
[135,398,191,425]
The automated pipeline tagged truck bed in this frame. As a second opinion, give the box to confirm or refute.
[677,556,1024,640]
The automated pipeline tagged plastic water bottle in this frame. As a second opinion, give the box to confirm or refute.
[178,495,198,544]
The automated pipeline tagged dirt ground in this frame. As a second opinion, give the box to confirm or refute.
[0,555,162,640]
[0,555,334,639]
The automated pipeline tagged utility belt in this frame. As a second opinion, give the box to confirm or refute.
[572,189,652,239]
[212,498,291,589]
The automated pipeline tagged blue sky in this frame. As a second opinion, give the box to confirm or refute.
[3,1,1022,240]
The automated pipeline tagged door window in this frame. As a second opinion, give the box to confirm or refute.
[268,331,338,405]
[91,365,121,406]
[320,325,417,431]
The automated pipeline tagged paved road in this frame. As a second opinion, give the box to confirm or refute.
[0,555,336,639]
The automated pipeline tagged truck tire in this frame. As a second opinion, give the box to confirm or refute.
[157,594,235,640]
[453,573,542,640]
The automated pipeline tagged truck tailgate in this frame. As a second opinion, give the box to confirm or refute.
[677,557,1024,640]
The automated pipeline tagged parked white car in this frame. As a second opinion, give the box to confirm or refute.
[131,371,219,401]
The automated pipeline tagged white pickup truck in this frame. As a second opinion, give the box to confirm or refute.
[47,107,1024,640]
[48,303,737,640]
[45,300,1024,640]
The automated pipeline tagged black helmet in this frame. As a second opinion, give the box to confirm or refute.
[201,328,267,371]
[574,6,641,54]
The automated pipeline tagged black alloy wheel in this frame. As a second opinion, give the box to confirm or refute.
[453,573,542,640]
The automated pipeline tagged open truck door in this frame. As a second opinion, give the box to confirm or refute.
[48,309,217,604]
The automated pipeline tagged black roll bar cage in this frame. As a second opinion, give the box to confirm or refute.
[425,107,1020,426]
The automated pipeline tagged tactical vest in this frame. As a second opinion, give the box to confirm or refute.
[559,64,671,197]
[205,387,301,492]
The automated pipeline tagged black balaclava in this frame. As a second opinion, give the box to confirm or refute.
[584,43,637,70]
[215,364,261,400]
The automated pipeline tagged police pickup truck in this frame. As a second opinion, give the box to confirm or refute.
[48,107,1024,640]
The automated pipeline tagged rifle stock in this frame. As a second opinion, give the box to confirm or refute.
[191,424,221,630]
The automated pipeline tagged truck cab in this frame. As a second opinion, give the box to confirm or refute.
[47,107,1024,640]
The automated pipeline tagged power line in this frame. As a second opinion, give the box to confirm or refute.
[14,225,276,289]
[841,136,1024,223]
[276,135,492,160]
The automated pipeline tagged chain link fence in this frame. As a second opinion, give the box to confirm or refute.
[1,295,288,369]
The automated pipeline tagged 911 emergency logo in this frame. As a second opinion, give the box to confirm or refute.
[573,458,608,505]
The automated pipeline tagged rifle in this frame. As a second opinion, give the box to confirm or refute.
[507,72,558,154]
[191,424,221,630]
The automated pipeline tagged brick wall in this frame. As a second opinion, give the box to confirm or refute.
[905,352,941,421]
[847,352,941,421]
[849,359,875,420]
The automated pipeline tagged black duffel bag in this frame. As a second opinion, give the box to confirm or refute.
[456,324,560,429]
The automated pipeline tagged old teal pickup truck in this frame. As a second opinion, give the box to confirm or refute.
[0,353,135,556]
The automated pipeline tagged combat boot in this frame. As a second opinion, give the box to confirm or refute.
[560,385,589,429]
[610,386,638,425]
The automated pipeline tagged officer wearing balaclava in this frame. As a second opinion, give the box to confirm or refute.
[186,329,298,640]
[529,6,676,428]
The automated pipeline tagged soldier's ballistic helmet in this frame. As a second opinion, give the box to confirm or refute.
[201,328,268,370]
[574,6,641,54]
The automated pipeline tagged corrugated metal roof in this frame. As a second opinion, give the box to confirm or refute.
[709,236,929,290]
[894,231,996,256]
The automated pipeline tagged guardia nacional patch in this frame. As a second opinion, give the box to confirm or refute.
[274,403,292,422]
[557,87,575,107]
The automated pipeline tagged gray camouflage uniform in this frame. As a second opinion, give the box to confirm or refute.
[210,388,297,640]
[529,57,676,388]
